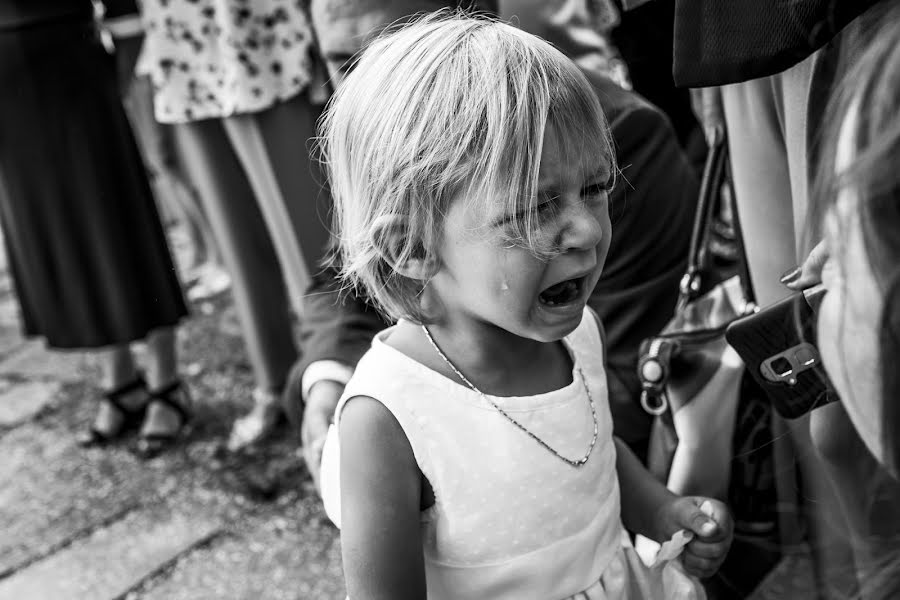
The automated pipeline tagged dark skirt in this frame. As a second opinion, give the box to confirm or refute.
[0,19,188,349]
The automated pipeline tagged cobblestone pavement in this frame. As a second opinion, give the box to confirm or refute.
[0,266,345,599]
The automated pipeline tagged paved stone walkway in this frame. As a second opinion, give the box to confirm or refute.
[0,269,345,599]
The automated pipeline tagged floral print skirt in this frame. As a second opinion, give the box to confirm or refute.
[138,0,317,123]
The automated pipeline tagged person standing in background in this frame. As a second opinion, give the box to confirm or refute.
[673,0,900,596]
[0,0,191,458]
[138,0,333,451]
[111,11,231,303]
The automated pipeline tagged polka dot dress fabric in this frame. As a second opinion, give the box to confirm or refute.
[138,0,315,123]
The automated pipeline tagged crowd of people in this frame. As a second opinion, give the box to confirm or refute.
[1,0,899,598]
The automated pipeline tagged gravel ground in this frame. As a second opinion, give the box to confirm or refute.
[1,290,345,599]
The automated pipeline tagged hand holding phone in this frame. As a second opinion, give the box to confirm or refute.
[725,285,836,418]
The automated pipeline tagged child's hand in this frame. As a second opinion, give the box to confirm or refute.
[657,496,733,579]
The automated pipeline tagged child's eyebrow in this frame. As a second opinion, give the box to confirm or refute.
[491,197,539,228]
[491,165,613,229]
[536,165,613,194]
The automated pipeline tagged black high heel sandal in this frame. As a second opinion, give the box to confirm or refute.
[134,380,192,459]
[77,375,148,447]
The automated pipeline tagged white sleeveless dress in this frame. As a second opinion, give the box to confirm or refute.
[321,309,704,599]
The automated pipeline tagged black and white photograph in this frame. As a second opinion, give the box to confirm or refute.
[1,1,898,598]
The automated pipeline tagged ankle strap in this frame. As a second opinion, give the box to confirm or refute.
[148,380,190,423]
[103,374,147,405]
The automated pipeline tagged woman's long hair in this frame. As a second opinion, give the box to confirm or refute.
[809,6,900,596]
[810,0,900,479]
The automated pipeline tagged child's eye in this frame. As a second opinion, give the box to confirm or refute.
[511,198,556,225]
[498,200,557,242]
[534,201,556,217]
[582,180,613,198]
[524,199,560,229]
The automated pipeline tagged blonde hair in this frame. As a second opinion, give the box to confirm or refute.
[319,11,614,322]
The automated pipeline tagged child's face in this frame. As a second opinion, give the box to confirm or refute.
[428,124,611,344]
[817,106,886,466]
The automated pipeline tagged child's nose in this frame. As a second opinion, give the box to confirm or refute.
[560,202,605,253]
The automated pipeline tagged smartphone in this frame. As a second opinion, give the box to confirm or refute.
[725,285,837,419]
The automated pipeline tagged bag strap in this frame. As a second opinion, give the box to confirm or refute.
[678,131,728,308]
[638,133,757,418]
[677,132,755,309]
[725,162,756,305]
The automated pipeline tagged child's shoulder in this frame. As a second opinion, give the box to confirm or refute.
[339,393,409,452]
[339,321,442,424]
[377,320,468,388]
[351,321,430,382]
[379,320,431,365]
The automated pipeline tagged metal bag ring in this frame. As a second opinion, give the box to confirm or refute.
[641,390,669,416]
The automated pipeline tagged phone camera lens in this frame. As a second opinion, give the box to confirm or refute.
[770,357,794,377]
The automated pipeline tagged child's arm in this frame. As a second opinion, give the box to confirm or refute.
[588,307,732,574]
[614,437,733,578]
[588,307,732,576]
[339,396,426,600]
[614,436,677,540]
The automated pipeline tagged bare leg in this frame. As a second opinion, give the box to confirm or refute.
[140,326,186,437]
[124,72,229,292]
[170,178,232,301]
[166,143,232,296]
[87,344,145,437]
[721,55,859,597]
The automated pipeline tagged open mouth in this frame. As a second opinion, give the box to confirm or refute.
[539,277,584,306]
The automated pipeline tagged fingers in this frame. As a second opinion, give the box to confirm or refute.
[301,401,335,447]
[678,498,723,540]
[302,380,343,445]
[686,511,718,538]
[301,381,343,492]
[303,435,327,493]
[682,552,722,579]
[301,409,332,490]
[784,240,829,290]
[685,538,729,559]
[696,498,733,541]
[660,496,733,578]
[664,497,727,542]
[681,498,733,578]
[683,534,731,578]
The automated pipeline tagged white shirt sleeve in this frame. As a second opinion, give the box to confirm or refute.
[301,359,355,400]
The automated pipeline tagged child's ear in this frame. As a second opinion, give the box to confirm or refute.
[371,214,435,281]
